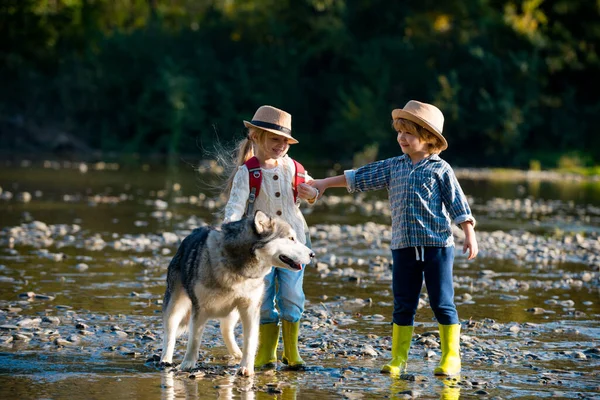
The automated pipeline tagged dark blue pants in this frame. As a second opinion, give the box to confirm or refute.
[391,246,459,326]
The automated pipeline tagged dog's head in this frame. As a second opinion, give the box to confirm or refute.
[251,210,314,271]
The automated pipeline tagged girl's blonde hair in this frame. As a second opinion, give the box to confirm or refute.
[392,118,445,154]
[221,127,289,200]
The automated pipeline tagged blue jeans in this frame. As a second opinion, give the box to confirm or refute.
[260,266,306,324]
[391,246,459,326]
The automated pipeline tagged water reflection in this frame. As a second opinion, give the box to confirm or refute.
[161,370,199,400]
[161,372,302,400]
[388,378,410,398]
[214,376,255,400]
[439,376,461,400]
[385,374,462,399]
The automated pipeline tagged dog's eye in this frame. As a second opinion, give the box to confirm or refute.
[289,236,295,242]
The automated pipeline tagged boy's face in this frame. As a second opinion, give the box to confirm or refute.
[396,130,429,157]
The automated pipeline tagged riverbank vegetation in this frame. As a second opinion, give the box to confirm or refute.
[1,1,598,170]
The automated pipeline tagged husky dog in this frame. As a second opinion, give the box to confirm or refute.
[159,210,314,376]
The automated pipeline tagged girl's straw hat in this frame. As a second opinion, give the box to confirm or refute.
[392,100,448,150]
[243,105,298,144]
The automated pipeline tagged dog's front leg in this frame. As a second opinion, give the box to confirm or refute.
[179,308,208,371]
[237,301,260,376]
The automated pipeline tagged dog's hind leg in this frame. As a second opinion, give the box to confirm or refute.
[179,308,209,371]
[160,286,191,365]
[237,301,261,376]
[220,310,242,359]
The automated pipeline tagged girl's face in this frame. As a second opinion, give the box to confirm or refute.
[254,131,290,160]
[396,130,429,160]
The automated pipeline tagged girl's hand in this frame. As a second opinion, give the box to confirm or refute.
[461,222,478,260]
[307,179,327,199]
[297,183,318,201]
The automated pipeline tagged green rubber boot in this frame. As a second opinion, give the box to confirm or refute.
[254,323,279,368]
[381,324,414,375]
[282,320,305,368]
[434,324,461,376]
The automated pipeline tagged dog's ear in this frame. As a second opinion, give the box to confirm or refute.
[253,210,272,234]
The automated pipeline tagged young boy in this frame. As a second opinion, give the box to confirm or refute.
[309,100,478,376]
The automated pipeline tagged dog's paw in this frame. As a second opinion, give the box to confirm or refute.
[237,366,254,377]
[158,361,173,369]
[179,359,197,371]
[232,350,243,359]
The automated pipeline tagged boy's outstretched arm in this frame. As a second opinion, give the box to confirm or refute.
[307,175,347,199]
[460,221,478,260]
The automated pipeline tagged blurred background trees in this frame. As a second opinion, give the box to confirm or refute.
[0,0,598,168]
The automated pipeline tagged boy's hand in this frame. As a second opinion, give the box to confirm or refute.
[461,222,478,260]
[307,179,327,199]
[297,183,319,201]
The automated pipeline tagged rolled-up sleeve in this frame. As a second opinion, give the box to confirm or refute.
[440,168,476,228]
[223,166,250,223]
[345,158,392,193]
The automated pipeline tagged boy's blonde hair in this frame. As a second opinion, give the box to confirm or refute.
[393,118,445,154]
[222,127,289,199]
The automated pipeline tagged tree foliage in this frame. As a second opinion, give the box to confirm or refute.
[0,0,598,167]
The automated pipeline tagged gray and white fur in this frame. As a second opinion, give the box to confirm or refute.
[160,210,314,376]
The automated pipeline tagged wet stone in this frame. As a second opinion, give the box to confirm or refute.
[54,338,74,346]
[0,335,13,344]
[17,317,41,327]
[399,374,428,382]
[13,333,32,342]
[527,307,546,314]
[74,263,89,272]
[396,390,420,398]
[423,350,436,359]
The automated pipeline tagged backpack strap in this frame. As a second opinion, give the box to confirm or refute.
[292,158,306,204]
[244,156,262,216]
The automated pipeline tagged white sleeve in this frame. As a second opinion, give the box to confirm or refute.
[223,166,250,223]
[290,158,317,206]
[305,170,313,182]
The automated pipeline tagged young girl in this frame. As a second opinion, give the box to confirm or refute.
[310,100,478,376]
[223,105,318,369]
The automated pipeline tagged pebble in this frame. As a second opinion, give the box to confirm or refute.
[74,263,89,271]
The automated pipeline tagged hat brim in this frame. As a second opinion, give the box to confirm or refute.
[392,110,448,151]
[243,121,299,144]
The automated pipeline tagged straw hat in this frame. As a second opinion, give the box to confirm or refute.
[243,105,298,144]
[392,100,447,151]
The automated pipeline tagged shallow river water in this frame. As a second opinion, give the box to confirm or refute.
[0,160,598,399]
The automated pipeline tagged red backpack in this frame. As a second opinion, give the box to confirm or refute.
[243,156,306,216]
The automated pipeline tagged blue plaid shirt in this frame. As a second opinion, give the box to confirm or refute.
[344,154,475,250]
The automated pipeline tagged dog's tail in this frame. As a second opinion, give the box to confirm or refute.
[163,248,192,337]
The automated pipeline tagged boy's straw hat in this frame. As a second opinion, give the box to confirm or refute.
[392,100,447,150]
[243,105,298,144]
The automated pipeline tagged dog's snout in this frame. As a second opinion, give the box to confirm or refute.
[309,251,315,258]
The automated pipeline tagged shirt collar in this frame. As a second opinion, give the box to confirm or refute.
[399,153,442,164]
